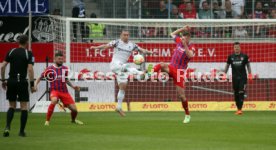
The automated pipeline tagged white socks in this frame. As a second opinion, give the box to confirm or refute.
[117,90,125,109]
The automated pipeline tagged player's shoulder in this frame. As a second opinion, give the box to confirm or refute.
[46,65,55,70]
[7,48,20,55]
[128,40,137,46]
[62,65,69,69]
[111,39,121,46]
[229,53,235,57]
[241,53,249,57]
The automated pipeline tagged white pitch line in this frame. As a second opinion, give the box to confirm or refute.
[191,86,233,95]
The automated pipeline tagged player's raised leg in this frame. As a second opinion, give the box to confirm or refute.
[3,101,16,137]
[45,97,58,126]
[176,86,191,124]
[153,62,169,73]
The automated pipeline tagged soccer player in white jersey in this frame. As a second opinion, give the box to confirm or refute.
[90,29,153,116]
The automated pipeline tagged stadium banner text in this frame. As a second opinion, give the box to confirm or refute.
[73,102,276,112]
[0,0,48,16]
[1,43,276,62]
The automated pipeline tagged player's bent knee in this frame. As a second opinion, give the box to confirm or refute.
[178,94,186,101]
[119,83,127,90]
[68,104,78,112]
[51,98,59,104]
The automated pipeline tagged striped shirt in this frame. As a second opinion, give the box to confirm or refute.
[170,36,195,69]
[41,65,69,93]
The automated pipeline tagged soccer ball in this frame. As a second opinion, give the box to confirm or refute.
[133,54,145,65]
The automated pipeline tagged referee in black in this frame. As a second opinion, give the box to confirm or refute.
[224,42,252,115]
[1,35,36,137]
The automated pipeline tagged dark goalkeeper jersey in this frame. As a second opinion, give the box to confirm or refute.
[227,53,250,80]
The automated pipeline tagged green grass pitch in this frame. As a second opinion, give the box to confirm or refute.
[0,112,276,150]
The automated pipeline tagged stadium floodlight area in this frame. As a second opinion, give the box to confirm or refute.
[51,16,276,111]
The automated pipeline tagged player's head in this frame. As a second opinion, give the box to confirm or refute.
[90,13,97,18]
[181,31,191,44]
[120,29,129,42]
[18,35,29,48]
[233,42,241,54]
[54,52,64,67]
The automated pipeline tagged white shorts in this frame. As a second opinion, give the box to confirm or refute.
[110,62,129,84]
[110,62,143,84]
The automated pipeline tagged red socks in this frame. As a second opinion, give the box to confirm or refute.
[153,64,161,72]
[71,111,78,121]
[182,100,190,115]
[46,104,55,121]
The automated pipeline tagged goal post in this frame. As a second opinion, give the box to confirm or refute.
[52,16,276,111]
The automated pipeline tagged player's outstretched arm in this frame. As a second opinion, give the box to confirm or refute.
[90,44,112,50]
[138,47,153,55]
[170,26,190,38]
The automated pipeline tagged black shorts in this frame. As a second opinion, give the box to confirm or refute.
[232,78,247,93]
[6,79,29,102]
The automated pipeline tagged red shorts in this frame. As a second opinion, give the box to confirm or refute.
[50,90,75,107]
[168,65,186,88]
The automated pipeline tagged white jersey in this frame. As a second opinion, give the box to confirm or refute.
[231,0,244,16]
[109,39,140,64]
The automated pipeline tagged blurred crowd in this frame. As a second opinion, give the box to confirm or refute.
[142,0,276,19]
[52,0,276,40]
[141,0,276,38]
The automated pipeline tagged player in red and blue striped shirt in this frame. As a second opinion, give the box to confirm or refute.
[35,52,83,126]
[153,26,195,124]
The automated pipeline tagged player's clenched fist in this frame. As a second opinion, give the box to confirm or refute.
[73,86,81,91]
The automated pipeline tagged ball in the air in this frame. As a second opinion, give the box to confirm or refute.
[133,54,145,65]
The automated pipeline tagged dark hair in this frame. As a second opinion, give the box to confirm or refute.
[121,29,129,33]
[55,52,64,57]
[18,35,28,45]
[90,13,97,18]
[234,42,240,45]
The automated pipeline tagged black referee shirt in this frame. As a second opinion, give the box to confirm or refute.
[227,53,249,80]
[4,48,34,79]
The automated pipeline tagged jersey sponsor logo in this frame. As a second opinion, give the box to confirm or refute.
[233,61,242,65]
[117,47,132,53]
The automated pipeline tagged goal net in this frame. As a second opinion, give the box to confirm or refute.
[52,16,276,111]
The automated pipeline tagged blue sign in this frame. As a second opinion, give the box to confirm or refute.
[0,0,49,16]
